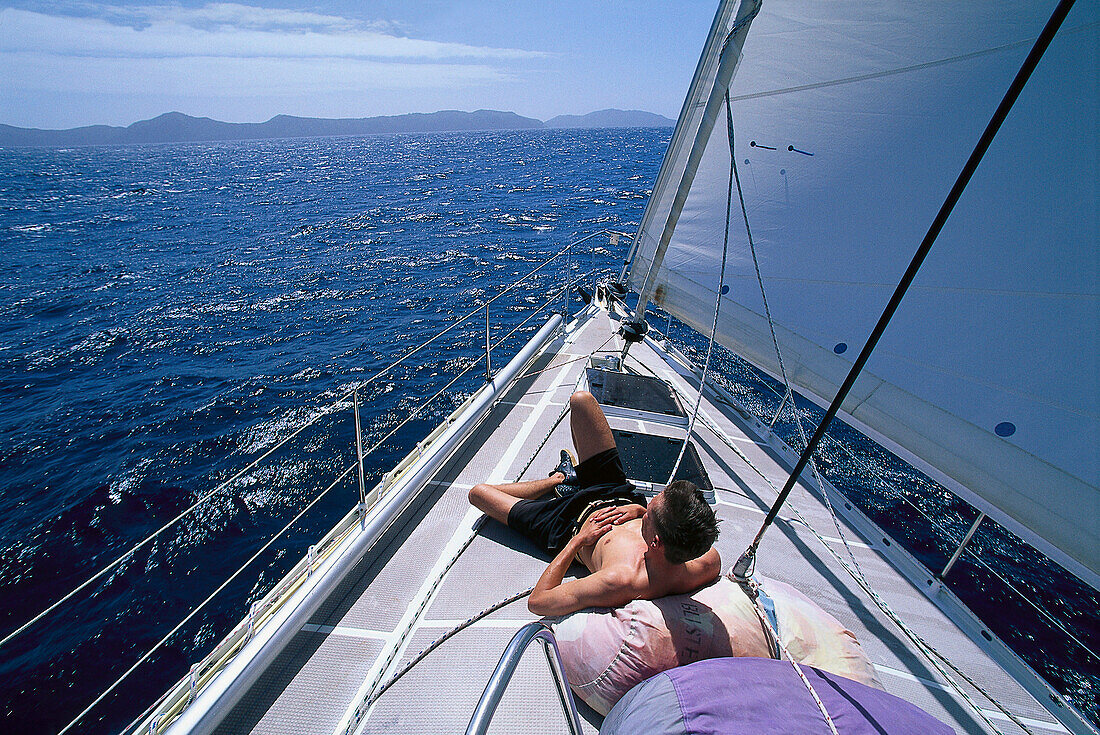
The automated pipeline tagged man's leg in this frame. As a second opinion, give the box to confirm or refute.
[469,475,560,525]
[568,390,616,462]
[469,390,614,526]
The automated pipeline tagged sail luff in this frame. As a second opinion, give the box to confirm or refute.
[633,0,759,318]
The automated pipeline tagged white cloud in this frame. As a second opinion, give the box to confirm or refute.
[0,6,545,60]
[2,52,515,96]
[0,3,550,126]
[101,2,370,33]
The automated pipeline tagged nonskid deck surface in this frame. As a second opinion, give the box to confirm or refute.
[213,308,1067,735]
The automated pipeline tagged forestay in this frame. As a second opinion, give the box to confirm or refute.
[627,0,1099,585]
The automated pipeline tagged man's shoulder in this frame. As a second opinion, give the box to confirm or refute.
[592,558,652,597]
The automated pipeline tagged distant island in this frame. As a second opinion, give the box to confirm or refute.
[0,109,674,148]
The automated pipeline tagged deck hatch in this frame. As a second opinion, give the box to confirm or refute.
[611,429,713,498]
[586,368,685,417]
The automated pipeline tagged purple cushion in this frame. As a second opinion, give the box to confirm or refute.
[601,657,955,735]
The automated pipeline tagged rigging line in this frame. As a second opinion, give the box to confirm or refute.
[0,386,356,653]
[784,399,868,581]
[724,69,867,582]
[667,90,737,485]
[491,272,585,351]
[731,0,1078,581]
[59,461,358,735]
[824,536,1028,735]
[695,345,1099,667]
[347,518,489,734]
[511,323,608,485]
[727,20,1098,104]
[626,349,1036,733]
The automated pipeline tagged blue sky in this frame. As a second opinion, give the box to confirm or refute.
[0,1,717,129]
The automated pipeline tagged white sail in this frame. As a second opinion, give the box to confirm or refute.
[628,0,1099,586]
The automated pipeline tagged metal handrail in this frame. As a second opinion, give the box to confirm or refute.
[466,622,584,735]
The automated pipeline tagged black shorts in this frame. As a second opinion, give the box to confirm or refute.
[508,447,648,554]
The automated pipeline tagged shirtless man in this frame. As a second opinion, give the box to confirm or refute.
[469,390,721,616]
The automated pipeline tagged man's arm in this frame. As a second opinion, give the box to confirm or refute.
[687,547,722,588]
[528,512,636,616]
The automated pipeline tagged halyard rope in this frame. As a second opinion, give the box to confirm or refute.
[666,84,838,729]
[666,91,736,485]
[723,89,868,584]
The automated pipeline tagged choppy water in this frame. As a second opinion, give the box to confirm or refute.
[0,129,1095,733]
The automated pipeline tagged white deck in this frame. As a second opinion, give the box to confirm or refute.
[199,305,1072,735]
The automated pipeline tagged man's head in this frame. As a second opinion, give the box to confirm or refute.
[644,480,719,564]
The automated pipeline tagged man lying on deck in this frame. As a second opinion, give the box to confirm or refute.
[469,390,721,616]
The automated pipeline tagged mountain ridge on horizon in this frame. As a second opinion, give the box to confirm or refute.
[0,108,675,148]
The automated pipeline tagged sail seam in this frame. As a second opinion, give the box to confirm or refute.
[728,22,1098,102]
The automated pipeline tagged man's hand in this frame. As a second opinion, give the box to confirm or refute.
[574,510,616,549]
[576,504,645,548]
[529,507,644,617]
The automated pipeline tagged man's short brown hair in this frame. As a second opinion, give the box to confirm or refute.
[651,480,719,564]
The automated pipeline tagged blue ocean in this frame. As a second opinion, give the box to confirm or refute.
[0,129,1095,733]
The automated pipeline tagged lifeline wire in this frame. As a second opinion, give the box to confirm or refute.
[0,387,354,652]
[71,245,593,733]
[0,241,591,653]
[59,462,358,735]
